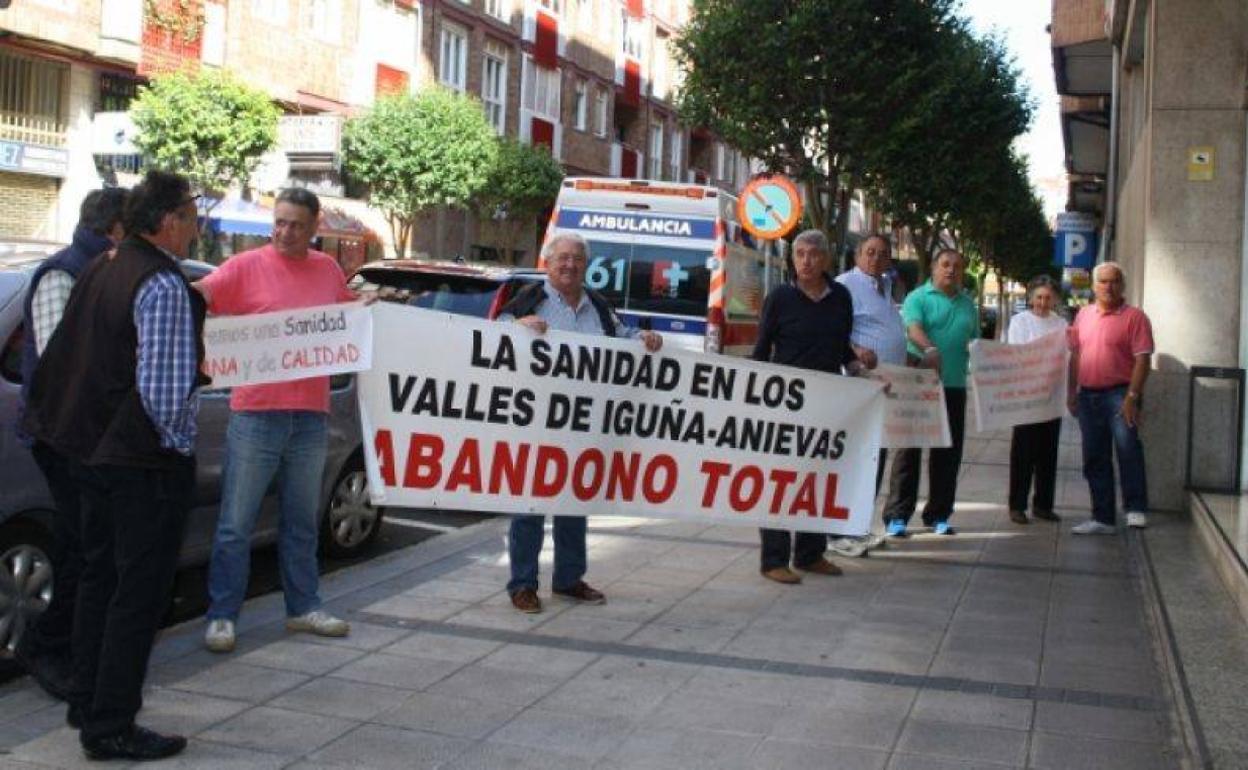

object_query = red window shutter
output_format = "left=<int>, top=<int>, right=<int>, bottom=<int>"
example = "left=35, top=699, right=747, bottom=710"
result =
left=375, top=64, right=409, bottom=97
left=621, top=148, right=638, bottom=178
left=621, top=60, right=641, bottom=107
left=626, top=0, right=644, bottom=18
left=531, top=117, right=555, bottom=150
left=535, top=10, right=558, bottom=67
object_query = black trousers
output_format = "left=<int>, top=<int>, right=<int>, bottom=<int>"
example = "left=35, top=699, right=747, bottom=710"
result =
left=1008, top=418, right=1062, bottom=513
left=884, top=387, right=967, bottom=525
left=760, top=529, right=826, bottom=571
left=69, top=460, right=192, bottom=741
left=24, top=441, right=85, bottom=661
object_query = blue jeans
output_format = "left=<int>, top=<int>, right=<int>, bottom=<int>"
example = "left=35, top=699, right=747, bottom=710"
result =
left=507, top=515, right=586, bottom=594
left=207, top=410, right=328, bottom=620
left=1077, top=387, right=1148, bottom=525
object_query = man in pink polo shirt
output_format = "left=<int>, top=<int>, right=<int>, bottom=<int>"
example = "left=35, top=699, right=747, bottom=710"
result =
left=195, top=188, right=358, bottom=652
left=1067, top=261, right=1154, bottom=534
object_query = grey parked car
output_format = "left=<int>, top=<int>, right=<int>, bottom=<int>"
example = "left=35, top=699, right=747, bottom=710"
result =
left=0, top=252, right=382, bottom=659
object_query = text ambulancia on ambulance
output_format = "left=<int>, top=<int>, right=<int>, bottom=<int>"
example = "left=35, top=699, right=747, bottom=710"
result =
left=542, top=178, right=788, bottom=355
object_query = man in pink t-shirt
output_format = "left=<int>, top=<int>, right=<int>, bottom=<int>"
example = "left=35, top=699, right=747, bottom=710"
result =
left=195, top=189, right=358, bottom=653
left=1066, top=261, right=1154, bottom=534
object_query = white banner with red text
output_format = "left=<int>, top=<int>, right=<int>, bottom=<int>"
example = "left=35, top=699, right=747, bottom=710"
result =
left=865, top=364, right=952, bottom=449
left=969, top=331, right=1070, bottom=432
left=201, top=302, right=372, bottom=388
left=356, top=302, right=886, bottom=535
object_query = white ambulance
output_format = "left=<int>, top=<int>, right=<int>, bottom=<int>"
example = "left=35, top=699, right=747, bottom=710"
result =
left=541, top=178, right=788, bottom=355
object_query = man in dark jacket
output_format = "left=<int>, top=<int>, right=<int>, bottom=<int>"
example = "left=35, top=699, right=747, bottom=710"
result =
left=15, top=187, right=128, bottom=699
left=25, top=170, right=205, bottom=762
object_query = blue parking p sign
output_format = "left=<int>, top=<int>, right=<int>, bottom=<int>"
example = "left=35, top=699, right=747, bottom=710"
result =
left=1053, top=212, right=1098, bottom=270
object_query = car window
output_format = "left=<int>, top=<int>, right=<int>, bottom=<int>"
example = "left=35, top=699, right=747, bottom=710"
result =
left=583, top=240, right=710, bottom=318
left=356, top=270, right=501, bottom=318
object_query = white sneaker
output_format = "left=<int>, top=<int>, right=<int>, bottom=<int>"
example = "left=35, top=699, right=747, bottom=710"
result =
left=1072, top=520, right=1116, bottom=535
left=286, top=610, right=350, bottom=637
left=204, top=619, right=235, bottom=653
left=1126, top=511, right=1148, bottom=529
left=829, top=536, right=869, bottom=558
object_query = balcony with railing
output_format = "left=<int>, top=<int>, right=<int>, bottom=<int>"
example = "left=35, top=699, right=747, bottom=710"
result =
left=0, top=111, right=68, bottom=148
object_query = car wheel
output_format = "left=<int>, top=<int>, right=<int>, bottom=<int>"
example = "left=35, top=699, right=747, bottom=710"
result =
left=321, top=458, right=384, bottom=559
left=0, top=522, right=54, bottom=660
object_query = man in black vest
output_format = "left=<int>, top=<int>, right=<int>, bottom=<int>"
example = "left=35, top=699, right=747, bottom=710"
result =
left=496, top=232, right=661, bottom=613
left=15, top=187, right=128, bottom=700
left=25, top=170, right=206, bottom=762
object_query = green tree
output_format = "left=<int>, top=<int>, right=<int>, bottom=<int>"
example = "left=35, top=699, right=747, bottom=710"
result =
left=342, top=89, right=499, bottom=257
left=475, top=138, right=564, bottom=262
left=130, top=69, right=279, bottom=240
left=675, top=0, right=959, bottom=255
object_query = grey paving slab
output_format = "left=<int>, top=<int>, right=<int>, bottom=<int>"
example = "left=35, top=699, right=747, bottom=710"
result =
left=440, top=739, right=595, bottom=770
left=308, top=723, right=472, bottom=769
left=7, top=727, right=113, bottom=770
left=329, top=652, right=466, bottom=691
left=747, top=739, right=889, bottom=770
left=769, top=704, right=905, bottom=750
left=1029, top=731, right=1180, bottom=769
left=268, top=677, right=413, bottom=721
left=821, top=680, right=918, bottom=716
left=1032, top=700, right=1167, bottom=743
left=133, top=740, right=291, bottom=769
left=886, top=753, right=1021, bottom=770
left=639, top=691, right=786, bottom=735
left=622, top=621, right=740, bottom=654
left=488, top=708, right=635, bottom=761
left=360, top=593, right=472, bottom=622
left=135, top=687, right=252, bottom=737
left=682, top=667, right=833, bottom=708
left=895, top=719, right=1029, bottom=766
left=534, top=612, right=644, bottom=643
left=910, top=690, right=1035, bottom=731
left=372, top=691, right=524, bottom=739
left=0, top=687, right=59, bottom=726
left=197, top=706, right=356, bottom=756
left=168, top=662, right=310, bottom=703
left=597, top=725, right=762, bottom=770
left=409, top=578, right=505, bottom=603
left=476, top=642, right=600, bottom=677
left=1038, top=660, right=1159, bottom=698
left=286, top=621, right=411, bottom=652
left=537, top=655, right=699, bottom=718
left=380, top=629, right=503, bottom=663
left=927, top=650, right=1039, bottom=686
left=232, top=639, right=365, bottom=676
left=428, top=663, right=571, bottom=707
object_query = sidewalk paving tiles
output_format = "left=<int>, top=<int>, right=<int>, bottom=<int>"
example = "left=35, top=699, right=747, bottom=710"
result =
left=0, top=424, right=1189, bottom=768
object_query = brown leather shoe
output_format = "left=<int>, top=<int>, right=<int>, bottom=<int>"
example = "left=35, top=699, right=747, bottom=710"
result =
left=552, top=581, right=606, bottom=604
left=510, top=588, right=542, bottom=613
left=1008, top=509, right=1029, bottom=525
left=761, top=567, right=802, bottom=584
left=796, top=557, right=843, bottom=576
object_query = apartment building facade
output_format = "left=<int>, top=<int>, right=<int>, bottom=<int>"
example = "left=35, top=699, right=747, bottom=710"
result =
left=0, top=0, right=753, bottom=262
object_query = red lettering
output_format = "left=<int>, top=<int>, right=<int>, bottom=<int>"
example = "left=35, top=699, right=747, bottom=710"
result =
left=822, top=473, right=850, bottom=519
left=445, top=438, right=483, bottom=493
left=488, top=441, right=530, bottom=495
left=767, top=469, right=798, bottom=513
left=374, top=429, right=395, bottom=487
left=572, top=449, right=605, bottom=501
left=606, top=453, right=640, bottom=501
left=532, top=445, right=568, bottom=497
left=642, top=455, right=678, bottom=504
left=402, top=432, right=444, bottom=489
left=789, top=474, right=817, bottom=517
left=728, top=465, right=764, bottom=512
left=699, top=461, right=732, bottom=507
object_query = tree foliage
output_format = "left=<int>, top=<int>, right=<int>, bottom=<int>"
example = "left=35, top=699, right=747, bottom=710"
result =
left=474, top=138, right=565, bottom=259
left=130, top=69, right=279, bottom=237
left=342, top=88, right=499, bottom=257
left=676, top=0, right=1044, bottom=281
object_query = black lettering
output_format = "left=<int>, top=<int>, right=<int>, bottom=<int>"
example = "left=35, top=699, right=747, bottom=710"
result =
left=388, top=373, right=416, bottom=412
left=530, top=339, right=551, bottom=375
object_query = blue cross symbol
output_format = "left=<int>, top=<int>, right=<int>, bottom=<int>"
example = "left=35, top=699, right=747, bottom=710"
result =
left=662, top=262, right=689, bottom=297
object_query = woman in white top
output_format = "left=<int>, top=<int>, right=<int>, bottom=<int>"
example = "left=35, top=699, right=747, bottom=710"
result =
left=1006, top=275, right=1069, bottom=525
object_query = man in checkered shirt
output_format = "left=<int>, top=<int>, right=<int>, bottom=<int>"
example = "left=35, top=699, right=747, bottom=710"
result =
left=15, top=188, right=128, bottom=701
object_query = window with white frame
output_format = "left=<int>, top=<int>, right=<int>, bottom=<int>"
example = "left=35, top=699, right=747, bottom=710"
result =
left=668, top=128, right=682, bottom=181
left=305, top=0, right=340, bottom=43
left=482, top=42, right=507, bottom=134
left=522, top=56, right=561, bottom=121
left=439, top=22, right=468, bottom=91
left=621, top=10, right=643, bottom=58
left=573, top=79, right=588, bottom=131
left=652, top=33, right=671, bottom=101
left=537, top=0, right=562, bottom=14
left=594, top=85, right=609, bottom=137
left=598, top=0, right=612, bottom=42
left=485, top=0, right=507, bottom=21
left=649, top=124, right=664, bottom=180
left=251, top=0, right=287, bottom=23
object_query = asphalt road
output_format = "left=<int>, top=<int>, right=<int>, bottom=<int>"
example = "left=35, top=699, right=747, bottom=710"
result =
left=0, top=506, right=495, bottom=688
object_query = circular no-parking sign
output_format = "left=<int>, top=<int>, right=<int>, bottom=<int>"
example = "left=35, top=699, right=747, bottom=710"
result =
left=737, top=175, right=802, bottom=240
